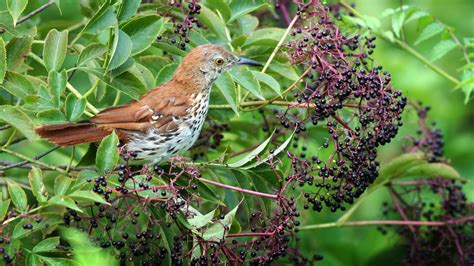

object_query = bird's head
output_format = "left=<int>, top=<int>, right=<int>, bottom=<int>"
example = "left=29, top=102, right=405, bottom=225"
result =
left=173, top=44, right=262, bottom=87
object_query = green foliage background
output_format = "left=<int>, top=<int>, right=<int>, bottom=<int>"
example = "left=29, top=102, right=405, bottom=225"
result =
left=0, top=0, right=472, bottom=265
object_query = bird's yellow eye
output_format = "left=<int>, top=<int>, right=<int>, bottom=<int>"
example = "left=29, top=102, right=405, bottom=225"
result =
left=215, top=58, right=224, bottom=65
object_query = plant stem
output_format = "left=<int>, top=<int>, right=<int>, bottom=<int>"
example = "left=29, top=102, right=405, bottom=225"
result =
left=339, top=1, right=460, bottom=86
left=0, top=147, right=68, bottom=175
left=196, top=177, right=278, bottom=199
left=299, top=215, right=474, bottom=230
left=241, top=14, right=300, bottom=102
left=226, top=232, right=275, bottom=238
left=17, top=0, right=55, bottom=25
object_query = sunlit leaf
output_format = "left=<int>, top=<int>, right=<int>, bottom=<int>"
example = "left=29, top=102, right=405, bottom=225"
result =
left=65, top=94, right=86, bottom=122
left=43, top=29, right=68, bottom=72
left=429, top=39, right=457, bottom=61
left=122, top=15, right=165, bottom=55
left=32, top=237, right=60, bottom=253
left=107, top=28, right=133, bottom=70
left=6, top=0, right=28, bottom=26
left=7, top=181, right=28, bottom=213
left=0, top=105, right=36, bottom=141
left=0, top=37, right=6, bottom=84
left=414, top=23, right=444, bottom=45
left=96, top=131, right=119, bottom=174
left=28, top=167, right=48, bottom=202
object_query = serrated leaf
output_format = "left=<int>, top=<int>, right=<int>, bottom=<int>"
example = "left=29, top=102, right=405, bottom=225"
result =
left=414, top=23, right=444, bottom=45
left=429, top=39, right=457, bottom=61
left=207, top=0, right=231, bottom=22
left=33, top=237, right=60, bottom=253
left=0, top=200, right=11, bottom=221
left=96, top=131, right=119, bottom=174
left=6, top=0, right=28, bottom=26
left=7, top=181, right=27, bottom=213
left=391, top=11, right=406, bottom=38
left=228, top=0, right=269, bottom=23
left=202, top=204, right=239, bottom=241
left=48, top=70, right=67, bottom=107
left=69, top=190, right=109, bottom=205
left=28, top=167, right=48, bottom=202
left=198, top=6, right=227, bottom=40
left=459, top=70, right=474, bottom=103
left=83, top=5, right=117, bottom=34
left=2, top=71, right=35, bottom=98
left=229, top=68, right=263, bottom=100
left=108, top=28, right=133, bottom=70
left=239, top=15, right=259, bottom=35
left=54, top=175, right=72, bottom=195
left=188, top=209, right=216, bottom=229
left=5, top=36, right=33, bottom=71
left=252, top=71, right=280, bottom=94
left=402, top=163, right=462, bottom=181
left=43, top=29, right=68, bottom=72
left=156, top=63, right=178, bottom=85
left=118, top=0, right=141, bottom=22
left=155, top=42, right=187, bottom=57
left=0, top=105, right=36, bottom=141
left=77, top=43, right=107, bottom=66
left=36, top=109, right=67, bottom=124
left=49, top=195, right=83, bottom=213
left=228, top=130, right=274, bottom=168
left=214, top=72, right=238, bottom=115
left=65, top=94, right=86, bottom=121
left=0, top=37, right=6, bottom=84
left=243, top=131, right=294, bottom=169
left=122, top=15, right=165, bottom=55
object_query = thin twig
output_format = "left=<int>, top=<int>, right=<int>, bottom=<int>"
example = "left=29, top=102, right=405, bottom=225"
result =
left=0, top=147, right=69, bottom=174
left=17, top=0, right=56, bottom=25
left=298, top=215, right=474, bottom=230
left=0, top=146, right=60, bottom=171
left=196, top=177, right=278, bottom=199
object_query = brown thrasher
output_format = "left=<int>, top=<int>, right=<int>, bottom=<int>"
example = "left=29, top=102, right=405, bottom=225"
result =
left=36, top=44, right=261, bottom=163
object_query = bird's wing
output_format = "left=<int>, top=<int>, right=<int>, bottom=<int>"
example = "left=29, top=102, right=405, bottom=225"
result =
left=90, top=94, right=190, bottom=134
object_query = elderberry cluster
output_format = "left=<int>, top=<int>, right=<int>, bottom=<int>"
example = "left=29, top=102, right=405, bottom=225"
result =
left=276, top=1, right=406, bottom=212
left=156, top=1, right=201, bottom=50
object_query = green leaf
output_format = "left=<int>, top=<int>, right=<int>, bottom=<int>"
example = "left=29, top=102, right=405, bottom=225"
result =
left=49, top=195, right=83, bottom=213
left=228, top=0, right=269, bottom=23
left=228, top=130, right=274, bottom=168
left=429, top=39, right=457, bottom=61
left=36, top=109, right=67, bottom=124
left=156, top=63, right=178, bottom=85
left=5, top=36, right=33, bottom=71
left=122, top=15, right=165, bottom=55
left=133, top=63, right=156, bottom=89
left=54, top=175, right=72, bottom=195
left=77, top=43, right=107, bottom=66
left=229, top=68, right=263, bottom=100
left=243, top=27, right=285, bottom=48
left=83, top=5, right=117, bottom=34
left=69, top=190, right=109, bottom=205
left=12, top=214, right=63, bottom=240
left=238, top=15, right=259, bottom=35
left=28, top=167, right=48, bottom=202
left=0, top=37, right=6, bottom=84
left=7, top=181, right=27, bottom=213
left=6, top=0, right=28, bottom=26
left=414, top=23, right=444, bottom=45
left=460, top=70, right=474, bottom=103
left=108, top=28, right=133, bottom=70
left=198, top=6, right=227, bottom=39
left=268, top=62, right=298, bottom=81
left=0, top=105, right=36, bottom=141
left=118, top=0, right=141, bottom=22
left=214, top=72, right=238, bottom=115
left=96, top=131, right=119, bottom=174
left=0, top=200, right=11, bottom=221
left=1, top=71, right=35, bottom=98
left=65, top=94, right=86, bottom=122
left=112, top=70, right=148, bottom=99
left=362, top=15, right=381, bottom=30
left=202, top=204, right=239, bottom=241
left=243, top=131, right=294, bottom=169
left=187, top=209, right=216, bottom=229
left=207, top=0, right=231, bottom=22
left=252, top=71, right=280, bottom=94
left=48, top=70, right=67, bottom=107
left=154, top=42, right=187, bottom=57
left=401, top=163, right=462, bottom=181
left=32, top=237, right=60, bottom=253
left=391, top=10, right=406, bottom=38
left=43, top=29, right=69, bottom=72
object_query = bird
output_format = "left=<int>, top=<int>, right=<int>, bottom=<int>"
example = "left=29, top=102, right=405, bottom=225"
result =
left=35, top=44, right=262, bottom=163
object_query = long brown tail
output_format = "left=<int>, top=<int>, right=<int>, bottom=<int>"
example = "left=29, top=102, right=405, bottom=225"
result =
left=35, top=123, right=111, bottom=146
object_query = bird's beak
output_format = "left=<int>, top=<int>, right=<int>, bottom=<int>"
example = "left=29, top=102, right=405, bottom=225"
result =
left=237, top=57, right=263, bottom=67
